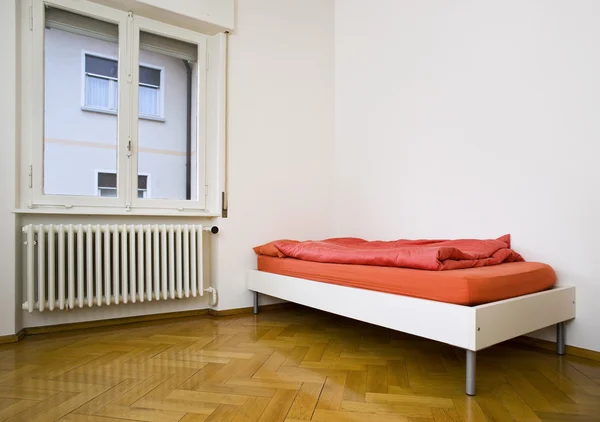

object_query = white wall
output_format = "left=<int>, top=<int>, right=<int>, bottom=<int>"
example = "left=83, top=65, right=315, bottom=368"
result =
left=138, top=0, right=234, bottom=29
left=212, top=0, right=335, bottom=310
left=334, top=0, right=600, bottom=351
left=0, top=0, right=19, bottom=337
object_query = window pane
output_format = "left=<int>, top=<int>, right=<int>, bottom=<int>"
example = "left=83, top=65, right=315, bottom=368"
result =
left=85, top=55, right=118, bottom=78
left=111, top=80, right=118, bottom=109
left=140, top=66, right=161, bottom=87
left=99, top=188, right=117, bottom=198
left=139, top=85, right=159, bottom=116
left=44, top=7, right=119, bottom=197
left=138, top=31, right=199, bottom=201
left=97, top=172, right=117, bottom=188
left=85, top=76, right=112, bottom=109
left=138, top=175, right=148, bottom=190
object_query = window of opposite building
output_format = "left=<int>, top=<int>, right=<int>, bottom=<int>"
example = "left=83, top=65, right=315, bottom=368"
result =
left=84, top=53, right=164, bottom=120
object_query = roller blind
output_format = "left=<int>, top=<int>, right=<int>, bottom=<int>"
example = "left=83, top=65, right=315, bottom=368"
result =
left=45, top=6, right=198, bottom=62
left=97, top=172, right=117, bottom=188
left=45, top=6, right=118, bottom=43
left=139, top=66, right=161, bottom=87
left=85, top=55, right=118, bottom=78
left=140, top=31, right=197, bottom=62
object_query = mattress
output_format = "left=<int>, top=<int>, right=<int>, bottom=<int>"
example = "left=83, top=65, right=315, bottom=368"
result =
left=257, top=256, right=556, bottom=306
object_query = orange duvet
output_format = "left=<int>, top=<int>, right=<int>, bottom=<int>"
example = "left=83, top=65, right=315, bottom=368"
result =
left=257, top=256, right=556, bottom=305
left=255, top=235, right=523, bottom=271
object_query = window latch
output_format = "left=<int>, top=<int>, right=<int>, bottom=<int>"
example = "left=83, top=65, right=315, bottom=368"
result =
left=127, top=138, right=132, bottom=156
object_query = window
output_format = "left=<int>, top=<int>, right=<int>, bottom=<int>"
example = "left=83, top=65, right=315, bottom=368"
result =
left=84, top=55, right=118, bottom=112
left=21, top=0, right=226, bottom=215
left=84, top=54, right=163, bottom=119
left=138, top=65, right=161, bottom=118
left=97, top=172, right=147, bottom=198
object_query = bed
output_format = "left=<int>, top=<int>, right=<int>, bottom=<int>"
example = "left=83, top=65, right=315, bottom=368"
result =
left=247, top=249, right=576, bottom=396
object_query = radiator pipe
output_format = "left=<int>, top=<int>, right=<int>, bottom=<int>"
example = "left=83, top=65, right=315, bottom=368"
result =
left=183, top=60, right=193, bottom=200
left=204, top=287, right=218, bottom=307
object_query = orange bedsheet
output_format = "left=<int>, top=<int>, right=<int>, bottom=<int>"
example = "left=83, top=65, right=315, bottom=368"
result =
left=255, top=235, right=523, bottom=271
left=257, top=256, right=556, bottom=305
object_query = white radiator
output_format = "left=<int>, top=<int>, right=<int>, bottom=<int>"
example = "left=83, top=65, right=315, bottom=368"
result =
left=22, top=224, right=218, bottom=312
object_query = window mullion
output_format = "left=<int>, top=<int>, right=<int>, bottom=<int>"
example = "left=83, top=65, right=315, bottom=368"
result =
left=124, top=11, right=137, bottom=210
left=117, top=11, right=134, bottom=210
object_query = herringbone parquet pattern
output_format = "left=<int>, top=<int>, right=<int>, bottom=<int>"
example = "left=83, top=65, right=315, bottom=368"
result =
left=0, top=307, right=598, bottom=421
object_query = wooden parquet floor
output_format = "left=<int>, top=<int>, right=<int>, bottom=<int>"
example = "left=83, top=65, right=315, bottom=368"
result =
left=0, top=307, right=599, bottom=422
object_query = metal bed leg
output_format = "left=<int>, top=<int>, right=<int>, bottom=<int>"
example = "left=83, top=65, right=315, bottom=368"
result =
left=466, top=350, right=476, bottom=396
left=557, top=321, right=566, bottom=355
left=253, top=291, right=259, bottom=315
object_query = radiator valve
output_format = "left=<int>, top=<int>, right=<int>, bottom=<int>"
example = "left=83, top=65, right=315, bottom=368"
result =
left=204, top=287, right=218, bottom=307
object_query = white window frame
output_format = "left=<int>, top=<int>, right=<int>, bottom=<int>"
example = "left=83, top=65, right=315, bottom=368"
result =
left=26, top=0, right=128, bottom=210
left=19, top=0, right=227, bottom=216
left=130, top=15, right=207, bottom=212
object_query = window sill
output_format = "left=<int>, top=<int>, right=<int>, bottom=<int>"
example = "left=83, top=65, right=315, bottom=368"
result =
left=14, top=207, right=220, bottom=218
left=81, top=106, right=166, bottom=122
left=139, top=113, right=166, bottom=123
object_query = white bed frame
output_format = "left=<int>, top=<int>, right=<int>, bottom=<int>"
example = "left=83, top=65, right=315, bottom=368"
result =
left=247, top=270, right=576, bottom=395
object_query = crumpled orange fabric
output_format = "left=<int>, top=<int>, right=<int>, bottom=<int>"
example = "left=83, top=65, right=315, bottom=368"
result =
left=254, top=234, right=524, bottom=271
